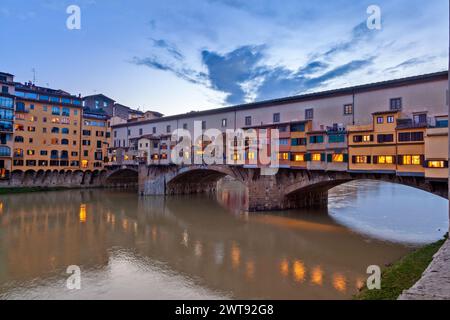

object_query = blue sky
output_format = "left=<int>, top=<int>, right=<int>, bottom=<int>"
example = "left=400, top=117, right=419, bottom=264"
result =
left=0, top=0, right=448, bottom=115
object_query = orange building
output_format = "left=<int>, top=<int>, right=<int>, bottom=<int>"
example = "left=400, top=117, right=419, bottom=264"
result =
left=13, top=82, right=83, bottom=170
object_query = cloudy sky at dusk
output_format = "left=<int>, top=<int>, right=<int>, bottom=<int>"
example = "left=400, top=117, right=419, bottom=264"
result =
left=0, top=0, right=448, bottom=115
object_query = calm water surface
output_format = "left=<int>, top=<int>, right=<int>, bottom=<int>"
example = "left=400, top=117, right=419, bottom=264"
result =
left=0, top=180, right=447, bottom=300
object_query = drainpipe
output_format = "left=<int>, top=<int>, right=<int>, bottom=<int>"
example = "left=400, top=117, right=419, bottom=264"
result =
left=352, top=90, right=356, bottom=125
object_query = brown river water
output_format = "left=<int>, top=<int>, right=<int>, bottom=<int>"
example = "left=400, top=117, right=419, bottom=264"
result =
left=0, top=180, right=448, bottom=300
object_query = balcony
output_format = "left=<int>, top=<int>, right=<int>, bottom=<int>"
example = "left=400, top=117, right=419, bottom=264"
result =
left=396, top=118, right=431, bottom=129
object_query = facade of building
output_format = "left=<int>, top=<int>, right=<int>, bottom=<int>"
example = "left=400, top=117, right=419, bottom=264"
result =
left=81, top=108, right=111, bottom=170
left=0, top=72, right=15, bottom=179
left=13, top=82, right=83, bottom=170
left=111, top=71, right=449, bottom=182
left=0, top=75, right=116, bottom=173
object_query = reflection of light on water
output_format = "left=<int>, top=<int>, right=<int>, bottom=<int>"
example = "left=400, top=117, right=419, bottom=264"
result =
left=280, top=259, right=289, bottom=278
left=122, top=219, right=128, bottom=230
left=251, top=215, right=344, bottom=233
left=151, top=227, right=157, bottom=242
left=181, top=230, right=189, bottom=247
left=194, top=241, right=202, bottom=257
left=311, top=266, right=323, bottom=286
left=293, top=260, right=306, bottom=283
left=214, top=243, right=224, bottom=265
left=231, top=242, right=241, bottom=269
left=79, top=204, right=87, bottom=223
left=333, top=274, right=347, bottom=293
left=246, top=260, right=255, bottom=280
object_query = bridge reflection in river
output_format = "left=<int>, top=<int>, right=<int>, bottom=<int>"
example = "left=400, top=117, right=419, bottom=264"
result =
left=0, top=180, right=447, bottom=300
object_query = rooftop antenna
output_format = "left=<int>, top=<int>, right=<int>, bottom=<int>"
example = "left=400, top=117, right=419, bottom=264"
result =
left=31, top=68, right=36, bottom=85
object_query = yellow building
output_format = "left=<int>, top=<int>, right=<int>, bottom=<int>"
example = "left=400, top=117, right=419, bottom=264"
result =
left=13, top=83, right=83, bottom=170
left=80, top=108, right=111, bottom=170
left=424, top=116, right=449, bottom=180
left=290, top=121, right=311, bottom=169
left=348, top=111, right=400, bottom=173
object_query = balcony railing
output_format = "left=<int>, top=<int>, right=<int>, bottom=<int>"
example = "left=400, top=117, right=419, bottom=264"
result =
left=396, top=118, right=431, bottom=129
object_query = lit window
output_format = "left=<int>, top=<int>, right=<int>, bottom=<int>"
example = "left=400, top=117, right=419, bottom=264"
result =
left=233, top=153, right=240, bottom=161
left=81, top=160, right=88, bottom=168
left=402, top=155, right=422, bottom=165
left=362, top=135, right=372, bottom=142
left=428, top=161, right=445, bottom=168
left=278, top=153, right=289, bottom=160
left=332, top=154, right=344, bottom=163
left=378, top=156, right=394, bottom=164
left=355, top=156, right=368, bottom=164
left=27, top=150, right=35, bottom=156
left=247, top=152, right=256, bottom=160
left=294, top=154, right=304, bottom=162
left=312, top=153, right=322, bottom=162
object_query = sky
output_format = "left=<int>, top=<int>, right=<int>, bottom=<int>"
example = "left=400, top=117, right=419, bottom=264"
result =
left=0, top=0, right=448, bottom=115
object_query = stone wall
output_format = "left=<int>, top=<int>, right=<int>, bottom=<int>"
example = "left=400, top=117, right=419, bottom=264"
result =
left=0, top=169, right=129, bottom=189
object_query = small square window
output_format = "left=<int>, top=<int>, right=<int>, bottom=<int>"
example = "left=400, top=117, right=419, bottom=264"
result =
left=305, top=108, right=314, bottom=120
left=390, top=98, right=402, bottom=111
left=273, top=113, right=280, bottom=123
left=344, top=104, right=353, bottom=115
left=221, top=119, right=227, bottom=127
left=387, top=116, right=394, bottom=123
left=183, top=123, right=188, bottom=130
left=245, top=116, right=252, bottom=126
left=377, top=117, right=384, bottom=124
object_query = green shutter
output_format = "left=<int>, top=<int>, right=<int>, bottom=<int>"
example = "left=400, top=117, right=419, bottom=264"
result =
left=305, top=153, right=311, bottom=162
left=343, top=154, right=349, bottom=163
left=327, top=154, right=332, bottom=163
left=321, top=153, right=326, bottom=162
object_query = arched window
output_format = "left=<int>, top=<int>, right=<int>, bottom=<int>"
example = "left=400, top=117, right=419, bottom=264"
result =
left=61, top=139, right=69, bottom=145
left=62, top=128, right=69, bottom=134
left=14, top=136, right=24, bottom=143
left=51, top=127, right=59, bottom=134
left=50, top=150, right=59, bottom=159
left=61, top=151, right=69, bottom=159
left=0, top=146, right=11, bottom=157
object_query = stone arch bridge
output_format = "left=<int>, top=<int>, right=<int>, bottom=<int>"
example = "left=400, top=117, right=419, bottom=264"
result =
left=2, top=165, right=446, bottom=212
left=137, top=164, right=448, bottom=212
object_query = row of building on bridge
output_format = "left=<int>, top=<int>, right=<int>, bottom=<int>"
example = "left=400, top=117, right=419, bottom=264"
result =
left=0, top=71, right=162, bottom=179
left=130, top=110, right=448, bottom=181
left=109, top=71, right=449, bottom=182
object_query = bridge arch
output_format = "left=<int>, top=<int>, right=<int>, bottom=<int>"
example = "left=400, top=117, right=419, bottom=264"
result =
left=104, top=167, right=139, bottom=187
left=166, top=165, right=247, bottom=195
left=283, top=172, right=448, bottom=207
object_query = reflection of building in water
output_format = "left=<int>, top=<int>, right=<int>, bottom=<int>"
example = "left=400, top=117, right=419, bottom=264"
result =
left=0, top=189, right=408, bottom=299
left=217, top=179, right=248, bottom=214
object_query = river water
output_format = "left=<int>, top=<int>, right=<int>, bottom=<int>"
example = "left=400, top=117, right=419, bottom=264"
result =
left=0, top=180, right=448, bottom=300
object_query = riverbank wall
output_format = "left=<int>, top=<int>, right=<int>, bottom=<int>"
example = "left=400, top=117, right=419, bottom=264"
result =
left=0, top=170, right=107, bottom=189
